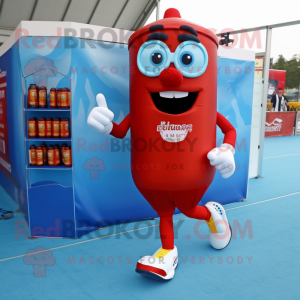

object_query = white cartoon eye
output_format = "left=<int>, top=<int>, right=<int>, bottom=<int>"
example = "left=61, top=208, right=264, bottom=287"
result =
left=175, top=41, right=208, bottom=77
left=137, top=40, right=170, bottom=77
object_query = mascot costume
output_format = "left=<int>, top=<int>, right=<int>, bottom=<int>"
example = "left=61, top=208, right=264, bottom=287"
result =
left=88, top=8, right=236, bottom=281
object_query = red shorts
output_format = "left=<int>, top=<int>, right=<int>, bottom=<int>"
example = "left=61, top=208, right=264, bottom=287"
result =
left=138, top=185, right=210, bottom=217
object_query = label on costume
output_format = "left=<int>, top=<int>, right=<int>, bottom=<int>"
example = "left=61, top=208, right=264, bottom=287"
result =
left=157, top=121, right=193, bottom=143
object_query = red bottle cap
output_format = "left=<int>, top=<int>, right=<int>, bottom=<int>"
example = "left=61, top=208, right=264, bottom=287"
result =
left=163, top=8, right=181, bottom=18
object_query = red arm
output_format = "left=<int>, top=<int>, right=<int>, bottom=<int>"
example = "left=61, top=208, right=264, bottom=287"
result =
left=217, top=112, right=236, bottom=147
left=110, top=114, right=130, bottom=139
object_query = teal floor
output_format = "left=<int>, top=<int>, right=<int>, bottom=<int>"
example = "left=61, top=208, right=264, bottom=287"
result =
left=0, top=136, right=300, bottom=299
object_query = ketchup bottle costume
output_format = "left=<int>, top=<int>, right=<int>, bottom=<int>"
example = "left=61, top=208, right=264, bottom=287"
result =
left=88, top=8, right=236, bottom=281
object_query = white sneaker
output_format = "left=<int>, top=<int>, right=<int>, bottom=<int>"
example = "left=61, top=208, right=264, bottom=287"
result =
left=205, top=202, right=232, bottom=250
left=136, top=246, right=178, bottom=281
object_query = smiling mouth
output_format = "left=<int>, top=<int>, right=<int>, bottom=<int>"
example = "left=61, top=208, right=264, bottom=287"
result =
left=150, top=91, right=199, bottom=115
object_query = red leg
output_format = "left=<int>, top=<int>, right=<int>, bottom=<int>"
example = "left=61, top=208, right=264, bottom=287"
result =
left=159, top=214, right=174, bottom=250
left=181, top=205, right=211, bottom=221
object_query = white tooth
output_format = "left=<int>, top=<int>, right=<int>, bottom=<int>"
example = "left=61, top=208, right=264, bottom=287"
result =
left=174, top=91, right=189, bottom=98
left=159, top=91, right=174, bottom=98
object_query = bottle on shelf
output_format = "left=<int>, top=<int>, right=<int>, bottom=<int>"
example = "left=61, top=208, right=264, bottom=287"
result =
left=54, top=144, right=61, bottom=165
left=63, top=146, right=72, bottom=166
left=29, top=145, right=36, bottom=165
left=67, top=88, right=71, bottom=108
left=60, top=118, right=69, bottom=138
left=48, top=145, right=55, bottom=166
left=61, top=143, right=67, bottom=164
left=46, top=118, right=52, bottom=137
left=28, top=117, right=37, bottom=138
left=36, top=146, right=44, bottom=166
left=52, top=117, right=60, bottom=138
left=28, top=84, right=38, bottom=108
left=38, top=118, right=46, bottom=138
left=41, top=142, right=48, bottom=165
left=36, top=86, right=40, bottom=104
left=57, top=88, right=62, bottom=108
left=38, top=86, right=47, bottom=108
left=50, top=88, right=57, bottom=108
left=61, top=88, right=68, bottom=108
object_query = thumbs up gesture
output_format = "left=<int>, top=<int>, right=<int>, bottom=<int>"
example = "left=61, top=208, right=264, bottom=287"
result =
left=87, top=94, right=114, bottom=134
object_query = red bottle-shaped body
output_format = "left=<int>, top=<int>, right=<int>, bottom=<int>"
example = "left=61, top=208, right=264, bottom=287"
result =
left=128, top=16, right=218, bottom=193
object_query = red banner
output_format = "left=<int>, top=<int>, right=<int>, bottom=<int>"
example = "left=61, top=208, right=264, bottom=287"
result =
left=265, top=112, right=296, bottom=137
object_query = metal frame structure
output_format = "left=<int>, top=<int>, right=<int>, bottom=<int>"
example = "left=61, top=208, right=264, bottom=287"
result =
left=156, top=0, right=160, bottom=21
left=216, top=20, right=300, bottom=178
left=295, top=111, right=300, bottom=136
left=131, top=0, right=157, bottom=31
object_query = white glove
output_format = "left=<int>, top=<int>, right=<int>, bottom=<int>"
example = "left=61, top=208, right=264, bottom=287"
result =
left=87, top=94, right=114, bottom=134
left=207, top=143, right=236, bottom=179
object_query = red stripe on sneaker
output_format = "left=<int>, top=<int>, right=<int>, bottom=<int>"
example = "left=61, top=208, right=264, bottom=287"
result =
left=136, top=263, right=167, bottom=277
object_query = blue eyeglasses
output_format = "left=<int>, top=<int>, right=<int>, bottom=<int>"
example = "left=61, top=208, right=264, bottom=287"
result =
left=137, top=40, right=208, bottom=78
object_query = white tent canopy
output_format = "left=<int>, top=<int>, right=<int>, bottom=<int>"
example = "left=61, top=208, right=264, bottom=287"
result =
left=0, top=0, right=157, bottom=44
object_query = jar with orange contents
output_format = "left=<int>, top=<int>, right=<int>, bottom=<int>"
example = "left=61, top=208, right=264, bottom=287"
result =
left=61, top=88, right=68, bottom=108
left=54, top=145, right=60, bottom=165
left=29, top=145, right=36, bottom=165
left=28, top=117, right=37, bottom=138
left=41, top=142, right=48, bottom=165
left=38, top=86, right=47, bottom=108
left=67, top=88, right=71, bottom=108
left=56, top=88, right=62, bottom=107
left=63, top=146, right=72, bottom=166
left=47, top=145, right=55, bottom=166
left=38, top=118, right=46, bottom=138
left=61, top=143, right=67, bottom=164
left=36, top=146, right=44, bottom=166
left=60, top=118, right=69, bottom=138
left=46, top=118, right=52, bottom=137
left=28, top=84, right=38, bottom=108
left=50, top=88, right=56, bottom=108
left=52, top=118, right=60, bottom=138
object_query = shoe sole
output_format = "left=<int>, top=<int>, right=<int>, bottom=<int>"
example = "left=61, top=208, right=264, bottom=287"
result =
left=135, top=262, right=178, bottom=281
left=214, top=223, right=232, bottom=250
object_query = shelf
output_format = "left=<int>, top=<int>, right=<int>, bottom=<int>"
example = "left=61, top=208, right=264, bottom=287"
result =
left=27, top=165, right=73, bottom=170
left=26, top=138, right=71, bottom=141
left=25, top=108, right=70, bottom=111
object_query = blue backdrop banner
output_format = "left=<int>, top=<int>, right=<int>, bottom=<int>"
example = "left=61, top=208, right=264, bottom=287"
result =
left=0, top=37, right=254, bottom=237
